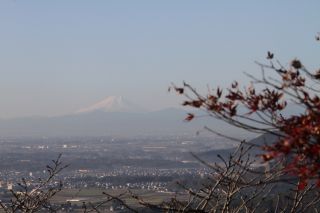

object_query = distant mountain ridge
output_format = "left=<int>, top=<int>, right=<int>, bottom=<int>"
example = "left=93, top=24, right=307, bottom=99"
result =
left=0, top=96, right=245, bottom=137
left=194, top=132, right=282, bottom=162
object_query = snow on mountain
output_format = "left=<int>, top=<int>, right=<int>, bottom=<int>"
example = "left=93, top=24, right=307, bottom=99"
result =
left=75, top=96, right=146, bottom=114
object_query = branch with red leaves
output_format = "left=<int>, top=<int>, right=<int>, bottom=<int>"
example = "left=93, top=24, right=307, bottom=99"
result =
left=171, top=45, right=320, bottom=189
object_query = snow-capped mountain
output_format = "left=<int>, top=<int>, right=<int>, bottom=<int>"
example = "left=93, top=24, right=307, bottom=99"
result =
left=75, top=96, right=146, bottom=114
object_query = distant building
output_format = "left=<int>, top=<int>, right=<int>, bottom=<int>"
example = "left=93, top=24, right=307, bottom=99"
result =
left=7, top=183, right=13, bottom=190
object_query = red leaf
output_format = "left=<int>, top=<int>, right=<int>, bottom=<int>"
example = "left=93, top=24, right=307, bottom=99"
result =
left=217, top=87, right=222, bottom=98
left=175, top=87, right=184, bottom=94
left=185, top=113, right=194, bottom=122
left=192, top=100, right=203, bottom=108
left=231, top=81, right=238, bottom=89
left=298, top=180, right=307, bottom=190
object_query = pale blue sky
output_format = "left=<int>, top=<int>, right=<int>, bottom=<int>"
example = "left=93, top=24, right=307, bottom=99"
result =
left=0, top=1, right=319, bottom=118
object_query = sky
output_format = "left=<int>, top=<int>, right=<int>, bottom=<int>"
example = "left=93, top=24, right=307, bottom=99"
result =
left=0, top=1, right=319, bottom=118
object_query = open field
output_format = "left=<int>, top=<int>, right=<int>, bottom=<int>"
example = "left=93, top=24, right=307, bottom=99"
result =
left=50, top=188, right=187, bottom=212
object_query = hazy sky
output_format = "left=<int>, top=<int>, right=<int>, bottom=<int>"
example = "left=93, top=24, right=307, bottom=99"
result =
left=0, top=1, right=319, bottom=118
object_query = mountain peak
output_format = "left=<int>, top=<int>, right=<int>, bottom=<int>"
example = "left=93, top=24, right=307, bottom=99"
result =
left=75, top=96, right=145, bottom=114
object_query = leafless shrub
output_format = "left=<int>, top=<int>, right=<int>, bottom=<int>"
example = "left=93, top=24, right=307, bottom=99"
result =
left=0, top=154, right=67, bottom=213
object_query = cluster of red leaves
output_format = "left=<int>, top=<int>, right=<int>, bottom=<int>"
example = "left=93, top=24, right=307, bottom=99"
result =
left=177, top=79, right=286, bottom=122
left=172, top=52, right=320, bottom=189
